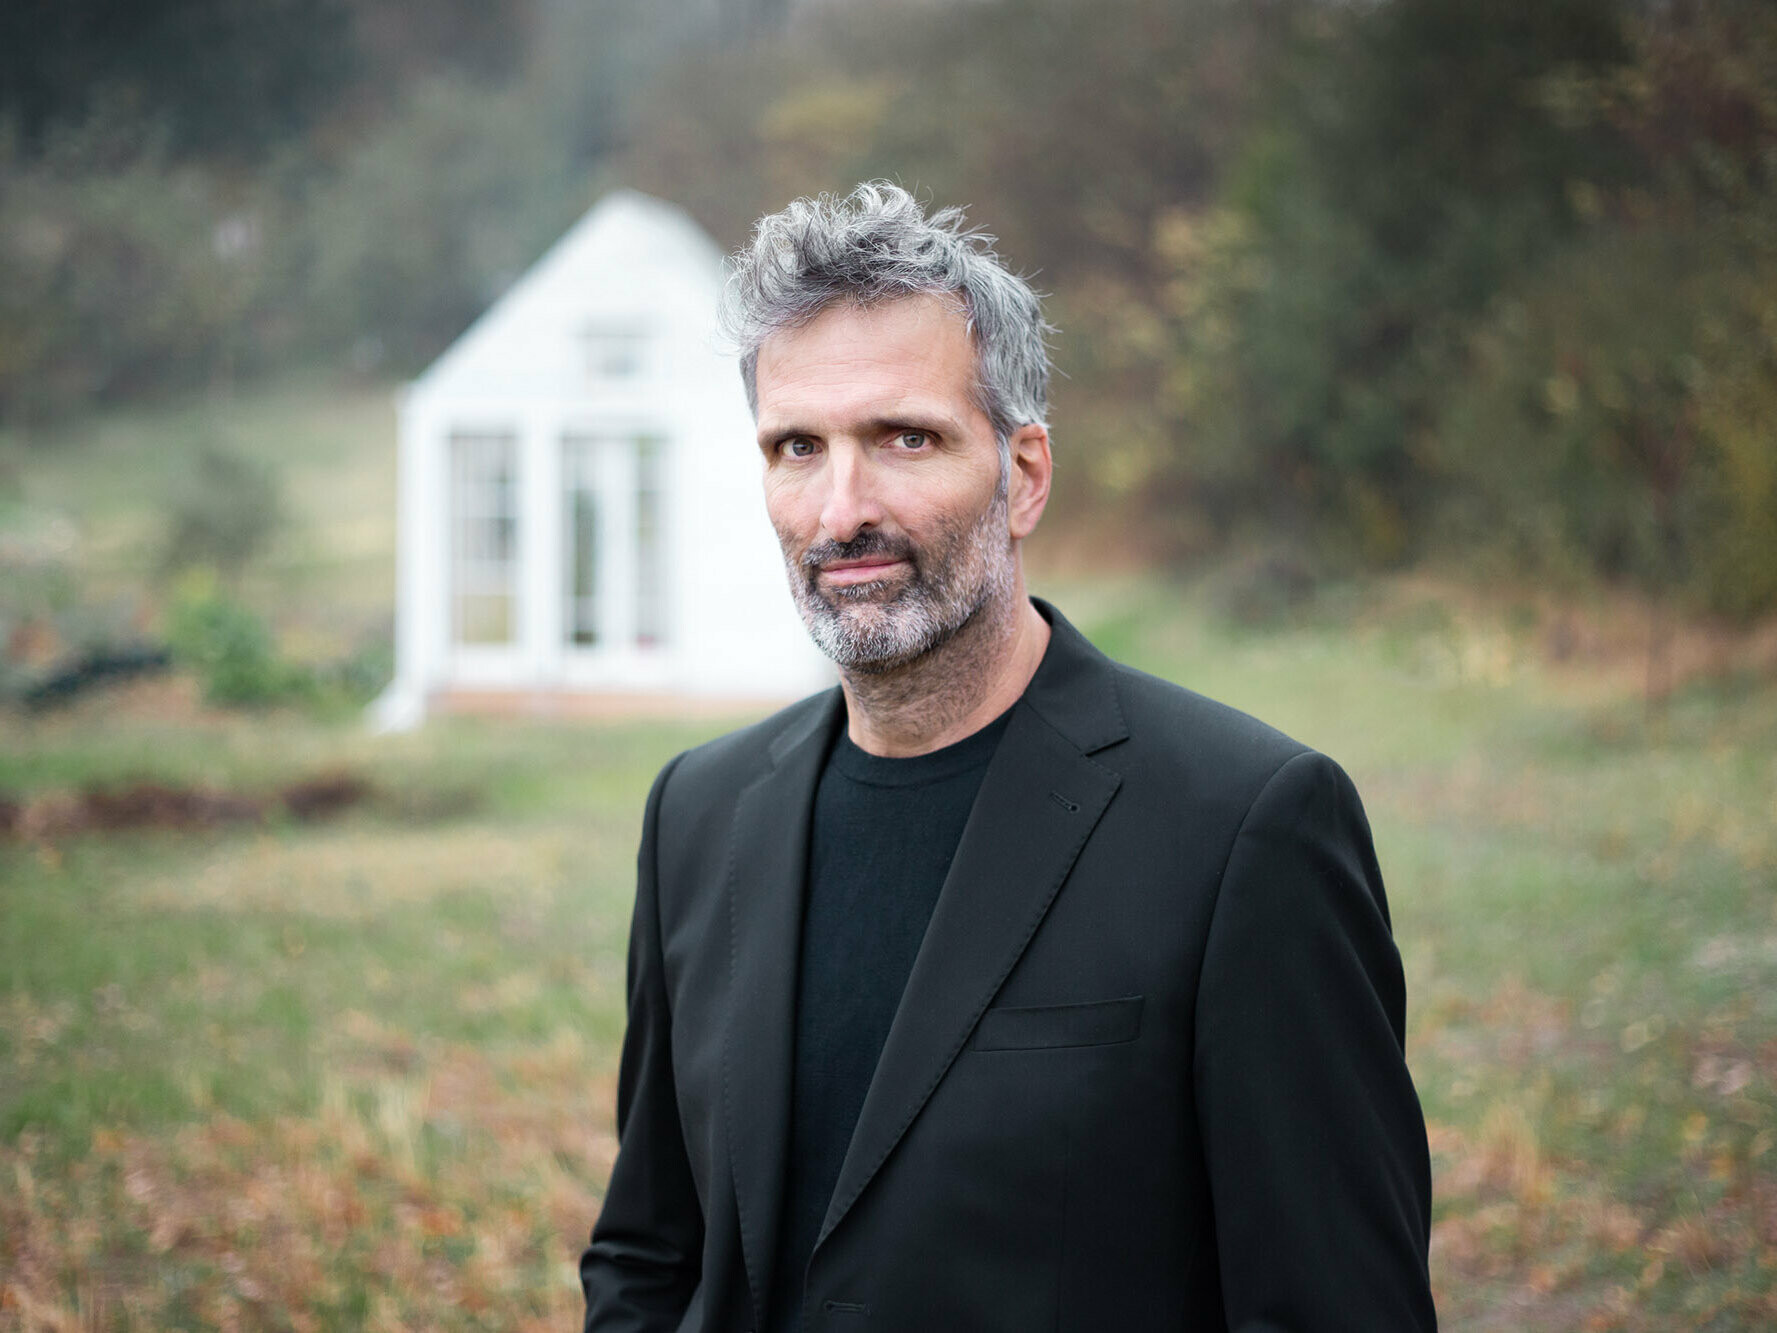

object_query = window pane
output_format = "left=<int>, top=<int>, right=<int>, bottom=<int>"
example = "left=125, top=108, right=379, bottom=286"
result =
left=581, top=329, right=645, bottom=380
left=450, top=431, right=518, bottom=646
left=564, top=436, right=600, bottom=646
left=635, top=436, right=666, bottom=648
left=457, top=593, right=512, bottom=645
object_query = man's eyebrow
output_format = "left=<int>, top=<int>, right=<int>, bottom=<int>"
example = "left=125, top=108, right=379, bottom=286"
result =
left=757, top=411, right=962, bottom=449
left=839, top=411, right=968, bottom=439
left=860, top=412, right=959, bottom=436
left=757, top=423, right=815, bottom=450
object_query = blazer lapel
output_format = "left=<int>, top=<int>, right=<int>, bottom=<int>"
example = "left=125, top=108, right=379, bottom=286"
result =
left=721, top=688, right=844, bottom=1326
left=817, top=610, right=1127, bottom=1246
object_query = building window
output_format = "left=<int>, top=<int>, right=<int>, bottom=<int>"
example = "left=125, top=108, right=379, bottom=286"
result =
left=563, top=438, right=601, bottom=647
left=581, top=327, right=646, bottom=381
left=635, top=436, right=666, bottom=648
left=560, top=433, right=669, bottom=651
left=450, top=431, right=518, bottom=645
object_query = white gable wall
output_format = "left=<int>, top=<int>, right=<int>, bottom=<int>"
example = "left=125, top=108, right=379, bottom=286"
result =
left=375, top=192, right=831, bottom=729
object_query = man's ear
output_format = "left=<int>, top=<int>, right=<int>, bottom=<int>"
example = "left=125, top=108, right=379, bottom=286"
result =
left=1007, top=423, right=1052, bottom=541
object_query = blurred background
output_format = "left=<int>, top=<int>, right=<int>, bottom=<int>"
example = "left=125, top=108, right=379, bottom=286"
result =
left=2, top=0, right=1774, bottom=1328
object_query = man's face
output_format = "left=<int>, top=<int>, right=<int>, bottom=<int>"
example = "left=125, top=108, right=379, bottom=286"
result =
left=753, top=295, right=1017, bottom=674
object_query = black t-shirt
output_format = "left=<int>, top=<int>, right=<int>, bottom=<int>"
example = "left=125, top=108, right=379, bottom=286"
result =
left=765, top=707, right=1014, bottom=1332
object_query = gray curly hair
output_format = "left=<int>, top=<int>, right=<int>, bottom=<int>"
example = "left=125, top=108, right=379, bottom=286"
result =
left=721, top=181, right=1053, bottom=447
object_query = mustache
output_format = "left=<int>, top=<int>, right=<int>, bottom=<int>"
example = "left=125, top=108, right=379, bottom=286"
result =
left=799, top=530, right=917, bottom=571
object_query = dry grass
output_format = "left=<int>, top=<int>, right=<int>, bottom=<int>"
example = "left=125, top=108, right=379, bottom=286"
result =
left=130, top=826, right=576, bottom=920
left=4, top=578, right=1776, bottom=1330
left=1, top=1025, right=616, bottom=1331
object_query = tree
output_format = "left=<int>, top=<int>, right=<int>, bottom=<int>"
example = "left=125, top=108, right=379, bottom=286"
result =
left=0, top=0, right=356, bottom=163
left=159, top=438, right=284, bottom=584
left=1163, top=0, right=1634, bottom=562
left=1430, top=0, right=1777, bottom=678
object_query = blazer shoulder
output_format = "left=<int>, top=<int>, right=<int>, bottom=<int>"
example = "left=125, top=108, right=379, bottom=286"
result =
left=655, top=686, right=839, bottom=808
left=1102, top=658, right=1317, bottom=794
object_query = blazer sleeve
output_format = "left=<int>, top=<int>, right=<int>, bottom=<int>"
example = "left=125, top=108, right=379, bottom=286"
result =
left=1193, top=750, right=1436, bottom=1332
left=582, top=754, right=705, bottom=1332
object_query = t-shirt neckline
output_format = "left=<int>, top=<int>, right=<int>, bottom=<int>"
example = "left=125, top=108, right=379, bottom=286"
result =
left=829, top=705, right=1016, bottom=788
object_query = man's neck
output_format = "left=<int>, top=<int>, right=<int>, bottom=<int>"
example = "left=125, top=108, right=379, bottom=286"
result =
left=839, top=587, right=1050, bottom=758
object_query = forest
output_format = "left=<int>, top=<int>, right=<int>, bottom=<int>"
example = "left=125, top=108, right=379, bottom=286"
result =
left=4, top=0, right=1773, bottom=623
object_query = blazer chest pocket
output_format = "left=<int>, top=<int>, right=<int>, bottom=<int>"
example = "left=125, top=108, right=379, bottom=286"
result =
left=971, top=995, right=1144, bottom=1051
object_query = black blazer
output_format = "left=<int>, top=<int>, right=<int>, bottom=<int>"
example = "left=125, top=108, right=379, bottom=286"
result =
left=582, top=602, right=1435, bottom=1332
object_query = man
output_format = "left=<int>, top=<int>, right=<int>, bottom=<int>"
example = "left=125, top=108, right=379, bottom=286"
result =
left=582, top=182, right=1436, bottom=1332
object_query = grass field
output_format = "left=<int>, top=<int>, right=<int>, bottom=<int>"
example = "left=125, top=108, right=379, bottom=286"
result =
left=3, top=373, right=400, bottom=664
left=3, top=384, right=1776, bottom=1329
left=4, top=587, right=1773, bottom=1330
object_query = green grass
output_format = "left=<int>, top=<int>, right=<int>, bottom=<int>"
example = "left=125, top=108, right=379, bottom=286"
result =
left=2, top=371, right=399, bottom=650
left=0, top=711, right=725, bottom=1142
left=1033, top=575, right=1777, bottom=1329
left=3, top=592, right=1772, bottom=1329
left=2, top=380, right=1774, bottom=1328
left=2, top=703, right=736, bottom=1331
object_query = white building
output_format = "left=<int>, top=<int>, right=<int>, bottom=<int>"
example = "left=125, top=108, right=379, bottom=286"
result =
left=373, top=191, right=831, bottom=730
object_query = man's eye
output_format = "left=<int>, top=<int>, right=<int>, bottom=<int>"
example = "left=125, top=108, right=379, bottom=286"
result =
left=782, top=437, right=817, bottom=458
left=895, top=431, right=930, bottom=450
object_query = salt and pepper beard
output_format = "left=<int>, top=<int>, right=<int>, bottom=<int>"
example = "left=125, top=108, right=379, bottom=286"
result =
left=778, top=471, right=1017, bottom=676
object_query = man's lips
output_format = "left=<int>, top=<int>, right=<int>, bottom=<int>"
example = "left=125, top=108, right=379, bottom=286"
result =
left=819, top=558, right=908, bottom=586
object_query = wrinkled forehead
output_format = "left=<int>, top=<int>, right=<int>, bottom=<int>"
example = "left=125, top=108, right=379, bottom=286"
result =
left=758, top=291, right=972, bottom=368
left=753, top=295, right=990, bottom=432
left=770, top=287, right=972, bottom=345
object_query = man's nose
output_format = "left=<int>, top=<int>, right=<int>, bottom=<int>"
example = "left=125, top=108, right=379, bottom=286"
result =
left=819, top=445, right=886, bottom=544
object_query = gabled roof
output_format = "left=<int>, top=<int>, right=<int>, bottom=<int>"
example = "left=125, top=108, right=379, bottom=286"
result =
left=410, top=190, right=729, bottom=401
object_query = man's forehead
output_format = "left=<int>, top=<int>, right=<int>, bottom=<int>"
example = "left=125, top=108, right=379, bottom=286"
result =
left=756, top=351, right=983, bottom=449
left=790, top=290, right=971, bottom=335
left=757, top=294, right=974, bottom=389
left=761, top=292, right=970, bottom=355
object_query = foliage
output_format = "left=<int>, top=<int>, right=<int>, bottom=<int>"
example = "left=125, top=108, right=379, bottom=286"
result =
left=0, top=0, right=707, bottom=417
left=0, top=0, right=357, bottom=163
left=296, top=0, right=731, bottom=371
left=0, top=0, right=548, bottom=166
left=5, top=0, right=1777, bottom=619
left=1435, top=216, right=1777, bottom=620
left=1420, top=0, right=1777, bottom=622
left=616, top=0, right=1777, bottom=619
left=0, top=500, right=79, bottom=625
left=620, top=0, right=1287, bottom=531
left=0, top=122, right=275, bottom=420
left=159, top=570, right=389, bottom=715
left=1140, top=0, right=1777, bottom=618
left=158, top=438, right=283, bottom=583
left=7, top=375, right=400, bottom=728
left=302, top=77, right=592, bottom=371
left=323, top=626, right=397, bottom=711
left=163, top=572, right=311, bottom=708
left=1163, top=0, right=1634, bottom=562
left=0, top=492, right=161, bottom=709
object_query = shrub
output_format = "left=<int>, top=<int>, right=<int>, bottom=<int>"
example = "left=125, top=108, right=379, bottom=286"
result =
left=163, top=573, right=310, bottom=707
left=159, top=438, right=282, bottom=583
